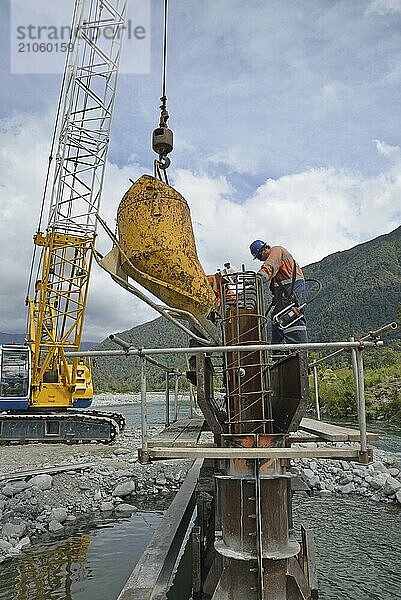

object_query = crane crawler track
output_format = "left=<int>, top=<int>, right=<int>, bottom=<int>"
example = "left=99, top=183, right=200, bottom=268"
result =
left=75, top=409, right=126, bottom=433
left=0, top=410, right=125, bottom=444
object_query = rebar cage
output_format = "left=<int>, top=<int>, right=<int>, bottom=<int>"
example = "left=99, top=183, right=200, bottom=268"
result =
left=219, top=271, right=273, bottom=435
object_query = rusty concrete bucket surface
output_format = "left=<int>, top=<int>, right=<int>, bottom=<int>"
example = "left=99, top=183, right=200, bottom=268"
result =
left=116, top=174, right=216, bottom=320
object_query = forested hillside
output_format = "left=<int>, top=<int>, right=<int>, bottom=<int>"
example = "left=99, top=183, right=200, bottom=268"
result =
left=303, top=225, right=401, bottom=342
left=92, top=317, right=188, bottom=392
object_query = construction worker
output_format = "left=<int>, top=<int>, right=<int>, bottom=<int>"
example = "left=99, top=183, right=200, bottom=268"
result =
left=249, top=240, right=308, bottom=344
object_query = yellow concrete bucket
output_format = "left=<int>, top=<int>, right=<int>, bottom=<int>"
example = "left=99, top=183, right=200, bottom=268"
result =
left=117, top=174, right=216, bottom=320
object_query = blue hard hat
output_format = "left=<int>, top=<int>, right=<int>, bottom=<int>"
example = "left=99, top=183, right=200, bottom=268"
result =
left=250, top=240, right=266, bottom=259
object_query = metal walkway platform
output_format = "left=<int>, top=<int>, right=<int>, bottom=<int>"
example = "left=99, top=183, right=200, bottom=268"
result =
left=148, top=417, right=205, bottom=448
left=145, top=416, right=378, bottom=461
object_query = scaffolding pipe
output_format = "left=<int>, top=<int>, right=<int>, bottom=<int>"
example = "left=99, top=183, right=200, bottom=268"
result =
left=355, top=349, right=368, bottom=456
left=312, top=365, right=321, bottom=421
left=66, top=340, right=383, bottom=358
left=350, top=337, right=360, bottom=420
left=189, top=382, right=194, bottom=419
left=144, top=355, right=172, bottom=371
left=308, top=346, right=345, bottom=368
left=174, top=374, right=179, bottom=421
left=308, top=321, right=397, bottom=368
left=109, top=334, right=131, bottom=351
left=165, top=372, right=170, bottom=428
left=185, top=354, right=195, bottom=419
left=109, top=334, right=172, bottom=372
left=140, top=357, right=148, bottom=458
left=366, top=322, right=398, bottom=338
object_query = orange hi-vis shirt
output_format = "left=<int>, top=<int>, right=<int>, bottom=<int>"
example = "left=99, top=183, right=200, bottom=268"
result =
left=207, top=273, right=222, bottom=307
left=207, top=272, right=236, bottom=308
left=258, top=246, right=304, bottom=285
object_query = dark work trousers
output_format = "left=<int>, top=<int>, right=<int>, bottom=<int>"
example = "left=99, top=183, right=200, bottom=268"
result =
left=271, top=279, right=308, bottom=344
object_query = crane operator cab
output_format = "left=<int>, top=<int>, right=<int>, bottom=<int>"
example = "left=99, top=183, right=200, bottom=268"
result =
left=0, top=345, right=30, bottom=410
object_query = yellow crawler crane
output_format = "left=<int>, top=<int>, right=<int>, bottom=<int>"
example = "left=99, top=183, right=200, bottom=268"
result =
left=0, top=0, right=128, bottom=442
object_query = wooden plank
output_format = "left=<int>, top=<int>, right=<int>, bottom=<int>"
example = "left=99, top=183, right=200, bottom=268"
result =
left=148, top=419, right=192, bottom=446
left=339, top=424, right=378, bottom=442
left=299, top=418, right=379, bottom=442
left=0, top=462, right=97, bottom=482
left=148, top=446, right=360, bottom=460
left=299, top=418, right=347, bottom=441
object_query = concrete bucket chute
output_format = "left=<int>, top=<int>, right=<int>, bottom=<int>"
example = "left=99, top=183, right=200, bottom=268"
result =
left=103, top=174, right=216, bottom=325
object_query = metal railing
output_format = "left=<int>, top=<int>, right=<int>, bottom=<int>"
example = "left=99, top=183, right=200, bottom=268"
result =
left=308, top=322, right=397, bottom=427
left=66, top=337, right=387, bottom=462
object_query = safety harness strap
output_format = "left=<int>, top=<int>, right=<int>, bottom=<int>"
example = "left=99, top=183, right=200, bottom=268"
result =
left=274, top=259, right=297, bottom=303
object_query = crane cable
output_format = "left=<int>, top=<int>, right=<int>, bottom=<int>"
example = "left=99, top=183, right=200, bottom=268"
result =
left=161, top=0, right=168, bottom=114
left=152, top=0, right=173, bottom=184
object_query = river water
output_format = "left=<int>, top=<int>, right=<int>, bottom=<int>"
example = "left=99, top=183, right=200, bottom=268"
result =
left=1, top=397, right=401, bottom=600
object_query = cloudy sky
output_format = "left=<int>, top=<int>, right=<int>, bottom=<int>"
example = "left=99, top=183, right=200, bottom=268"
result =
left=1, top=0, right=401, bottom=340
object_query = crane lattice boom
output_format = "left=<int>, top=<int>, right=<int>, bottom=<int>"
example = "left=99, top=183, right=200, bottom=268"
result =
left=28, top=0, right=127, bottom=406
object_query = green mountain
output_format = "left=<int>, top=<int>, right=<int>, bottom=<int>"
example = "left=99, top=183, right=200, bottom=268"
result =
left=92, top=226, right=401, bottom=392
left=92, top=317, right=188, bottom=392
left=303, top=225, right=401, bottom=342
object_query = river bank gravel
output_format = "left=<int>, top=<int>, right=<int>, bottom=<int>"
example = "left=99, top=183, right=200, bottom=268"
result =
left=291, top=441, right=401, bottom=503
left=0, top=427, right=400, bottom=565
left=0, top=425, right=191, bottom=564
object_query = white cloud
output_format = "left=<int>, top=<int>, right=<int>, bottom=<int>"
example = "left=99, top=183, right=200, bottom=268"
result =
left=365, top=0, right=401, bottom=15
left=312, top=81, right=357, bottom=115
left=0, top=114, right=52, bottom=333
left=1, top=112, right=400, bottom=340
left=374, top=139, right=401, bottom=159
left=207, top=145, right=261, bottom=175
left=172, top=158, right=401, bottom=272
left=0, top=112, right=156, bottom=340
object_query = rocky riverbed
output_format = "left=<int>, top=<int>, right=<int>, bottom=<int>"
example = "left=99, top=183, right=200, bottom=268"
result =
left=0, top=425, right=191, bottom=564
left=1, top=429, right=400, bottom=566
left=292, top=441, right=401, bottom=503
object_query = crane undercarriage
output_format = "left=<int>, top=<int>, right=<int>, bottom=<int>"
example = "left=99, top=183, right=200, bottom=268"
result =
left=0, top=409, right=125, bottom=444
